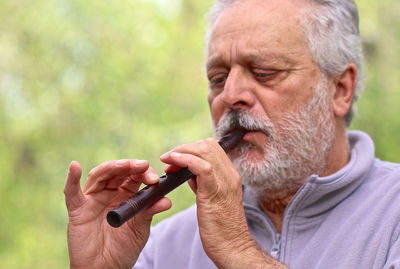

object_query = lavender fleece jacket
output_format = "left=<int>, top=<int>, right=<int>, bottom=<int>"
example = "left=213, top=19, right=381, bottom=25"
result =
left=134, top=131, right=400, bottom=268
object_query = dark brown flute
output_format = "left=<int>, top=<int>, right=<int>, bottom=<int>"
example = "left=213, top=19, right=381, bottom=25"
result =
left=106, top=129, right=246, bottom=228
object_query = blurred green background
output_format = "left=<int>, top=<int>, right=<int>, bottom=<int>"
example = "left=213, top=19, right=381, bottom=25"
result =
left=0, top=0, right=399, bottom=268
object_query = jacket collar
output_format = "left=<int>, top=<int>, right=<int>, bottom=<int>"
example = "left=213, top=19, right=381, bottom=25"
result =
left=243, top=131, right=376, bottom=218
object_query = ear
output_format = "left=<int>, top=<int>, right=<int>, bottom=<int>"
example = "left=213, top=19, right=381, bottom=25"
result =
left=333, top=63, right=358, bottom=119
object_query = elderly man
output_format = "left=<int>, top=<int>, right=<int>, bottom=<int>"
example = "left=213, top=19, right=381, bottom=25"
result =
left=64, top=0, right=400, bottom=268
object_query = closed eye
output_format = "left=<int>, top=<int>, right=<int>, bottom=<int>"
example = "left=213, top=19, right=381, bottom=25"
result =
left=208, top=73, right=228, bottom=89
left=252, top=69, right=290, bottom=85
left=253, top=70, right=281, bottom=80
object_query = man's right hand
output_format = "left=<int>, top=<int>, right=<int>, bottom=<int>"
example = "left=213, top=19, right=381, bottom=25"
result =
left=64, top=159, right=171, bottom=269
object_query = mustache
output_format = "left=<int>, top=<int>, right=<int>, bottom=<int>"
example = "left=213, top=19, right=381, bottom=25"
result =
left=213, top=110, right=274, bottom=140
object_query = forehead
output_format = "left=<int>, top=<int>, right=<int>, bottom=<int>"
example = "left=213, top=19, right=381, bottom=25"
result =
left=207, top=0, right=311, bottom=64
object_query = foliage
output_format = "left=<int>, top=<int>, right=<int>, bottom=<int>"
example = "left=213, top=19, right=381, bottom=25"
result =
left=0, top=0, right=398, bottom=268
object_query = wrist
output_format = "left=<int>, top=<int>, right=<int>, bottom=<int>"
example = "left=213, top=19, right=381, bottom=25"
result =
left=215, top=240, right=287, bottom=269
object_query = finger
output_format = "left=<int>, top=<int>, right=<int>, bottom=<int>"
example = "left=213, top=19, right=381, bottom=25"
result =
left=141, top=166, right=160, bottom=185
left=165, top=138, right=223, bottom=159
left=160, top=139, right=230, bottom=173
left=163, top=164, right=182, bottom=174
left=99, top=165, right=159, bottom=191
left=64, top=161, right=85, bottom=211
left=188, top=178, right=198, bottom=194
left=119, top=166, right=159, bottom=193
left=161, top=152, right=218, bottom=194
left=83, top=159, right=149, bottom=194
left=85, top=159, right=148, bottom=187
left=119, top=176, right=143, bottom=193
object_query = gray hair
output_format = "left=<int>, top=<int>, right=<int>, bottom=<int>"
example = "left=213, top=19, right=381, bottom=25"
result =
left=206, top=0, right=364, bottom=127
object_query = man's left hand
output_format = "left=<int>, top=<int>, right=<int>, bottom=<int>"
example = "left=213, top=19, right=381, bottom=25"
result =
left=160, top=138, right=287, bottom=269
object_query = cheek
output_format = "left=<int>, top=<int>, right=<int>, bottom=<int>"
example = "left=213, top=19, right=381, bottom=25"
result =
left=256, top=85, right=307, bottom=118
left=254, top=91, right=283, bottom=119
left=208, top=92, right=224, bottom=123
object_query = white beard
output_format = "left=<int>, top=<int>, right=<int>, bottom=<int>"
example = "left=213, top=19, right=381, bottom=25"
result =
left=212, top=76, right=335, bottom=197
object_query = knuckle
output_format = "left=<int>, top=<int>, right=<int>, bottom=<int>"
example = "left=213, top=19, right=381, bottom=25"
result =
left=205, top=137, right=217, bottom=144
left=196, top=140, right=211, bottom=155
left=104, top=161, right=114, bottom=170
left=88, top=161, right=113, bottom=177
left=203, top=162, right=213, bottom=176
left=128, top=174, right=140, bottom=183
left=203, top=138, right=220, bottom=153
left=131, top=159, right=144, bottom=169
left=186, top=154, right=195, bottom=163
left=103, top=160, right=114, bottom=168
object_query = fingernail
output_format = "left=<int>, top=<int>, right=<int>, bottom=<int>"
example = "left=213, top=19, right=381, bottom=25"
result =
left=148, top=176, right=159, bottom=184
left=160, top=152, right=169, bottom=159
left=149, top=171, right=158, bottom=178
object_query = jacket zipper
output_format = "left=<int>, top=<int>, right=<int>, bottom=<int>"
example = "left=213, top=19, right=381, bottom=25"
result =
left=270, top=233, right=281, bottom=259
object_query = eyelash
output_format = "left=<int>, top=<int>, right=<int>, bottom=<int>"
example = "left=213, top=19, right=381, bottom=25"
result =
left=208, top=69, right=283, bottom=88
left=208, top=74, right=227, bottom=88
left=252, top=70, right=281, bottom=80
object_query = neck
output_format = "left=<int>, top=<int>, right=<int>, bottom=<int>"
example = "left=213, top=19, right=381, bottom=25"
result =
left=258, top=190, right=297, bottom=233
left=258, top=124, right=351, bottom=233
left=320, top=123, right=350, bottom=177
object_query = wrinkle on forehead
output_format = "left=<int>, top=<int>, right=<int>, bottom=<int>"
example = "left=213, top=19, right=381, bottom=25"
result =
left=206, top=0, right=313, bottom=70
left=206, top=50, right=297, bottom=71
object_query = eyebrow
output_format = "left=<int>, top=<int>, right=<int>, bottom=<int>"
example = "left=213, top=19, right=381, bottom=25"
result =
left=206, top=51, right=296, bottom=71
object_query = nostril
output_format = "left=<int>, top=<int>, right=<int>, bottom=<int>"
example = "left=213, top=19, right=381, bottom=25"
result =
left=230, top=100, right=248, bottom=110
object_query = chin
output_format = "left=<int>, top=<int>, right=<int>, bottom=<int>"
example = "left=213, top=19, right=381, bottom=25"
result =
left=230, top=141, right=267, bottom=160
left=243, top=151, right=266, bottom=163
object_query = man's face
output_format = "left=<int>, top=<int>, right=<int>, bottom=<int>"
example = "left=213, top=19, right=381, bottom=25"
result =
left=207, top=0, right=335, bottom=194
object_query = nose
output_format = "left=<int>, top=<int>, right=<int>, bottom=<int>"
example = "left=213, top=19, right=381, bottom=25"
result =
left=222, top=68, right=255, bottom=110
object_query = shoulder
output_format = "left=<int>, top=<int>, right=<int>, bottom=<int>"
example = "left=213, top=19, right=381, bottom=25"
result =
left=369, top=160, right=400, bottom=245
left=347, top=130, right=400, bottom=191
left=372, top=158, right=400, bottom=174
left=365, top=158, right=400, bottom=187
left=355, top=158, right=400, bottom=218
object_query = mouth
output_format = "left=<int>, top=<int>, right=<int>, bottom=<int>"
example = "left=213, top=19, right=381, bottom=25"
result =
left=224, top=128, right=270, bottom=142
left=224, top=127, right=267, bottom=136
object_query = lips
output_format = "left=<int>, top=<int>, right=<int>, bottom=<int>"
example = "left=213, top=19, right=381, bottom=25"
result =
left=224, top=127, right=264, bottom=136
left=223, top=128, right=269, bottom=145
left=224, top=127, right=246, bottom=136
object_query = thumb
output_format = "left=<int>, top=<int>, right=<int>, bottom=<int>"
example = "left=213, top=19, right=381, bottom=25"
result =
left=64, top=161, right=85, bottom=212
